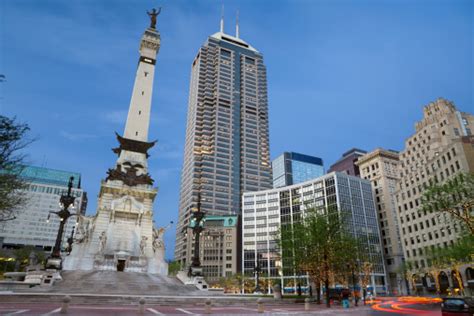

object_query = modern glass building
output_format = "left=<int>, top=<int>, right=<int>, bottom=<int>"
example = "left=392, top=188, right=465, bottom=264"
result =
left=175, top=22, right=272, bottom=272
left=272, top=152, right=324, bottom=188
left=242, top=172, right=387, bottom=294
left=0, top=166, right=87, bottom=251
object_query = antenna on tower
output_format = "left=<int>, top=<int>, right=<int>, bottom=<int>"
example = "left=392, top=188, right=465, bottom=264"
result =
left=220, top=4, right=224, bottom=33
left=236, top=10, right=240, bottom=38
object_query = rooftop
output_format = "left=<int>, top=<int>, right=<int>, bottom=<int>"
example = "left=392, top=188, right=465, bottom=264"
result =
left=209, top=32, right=258, bottom=53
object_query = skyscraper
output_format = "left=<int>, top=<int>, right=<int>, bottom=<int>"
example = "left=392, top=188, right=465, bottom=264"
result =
left=175, top=18, right=272, bottom=270
left=272, top=152, right=324, bottom=188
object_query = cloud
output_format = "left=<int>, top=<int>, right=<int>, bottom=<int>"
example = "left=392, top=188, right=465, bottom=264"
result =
left=60, top=131, right=99, bottom=141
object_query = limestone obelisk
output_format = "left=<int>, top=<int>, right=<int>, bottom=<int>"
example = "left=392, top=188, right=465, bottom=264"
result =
left=63, top=9, right=167, bottom=274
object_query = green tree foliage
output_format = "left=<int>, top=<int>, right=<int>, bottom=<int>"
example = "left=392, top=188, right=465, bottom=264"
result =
left=13, top=246, right=45, bottom=266
left=421, top=172, right=474, bottom=235
left=211, top=274, right=243, bottom=293
left=279, top=208, right=366, bottom=307
left=167, top=260, right=181, bottom=276
left=426, top=234, right=474, bottom=268
left=0, top=115, right=33, bottom=221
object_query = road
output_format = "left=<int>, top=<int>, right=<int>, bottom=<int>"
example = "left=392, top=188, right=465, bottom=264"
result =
left=0, top=296, right=441, bottom=315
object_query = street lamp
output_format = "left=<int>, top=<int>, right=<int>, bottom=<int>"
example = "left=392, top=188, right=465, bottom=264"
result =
left=46, top=176, right=78, bottom=268
left=188, top=193, right=205, bottom=277
left=254, top=261, right=262, bottom=293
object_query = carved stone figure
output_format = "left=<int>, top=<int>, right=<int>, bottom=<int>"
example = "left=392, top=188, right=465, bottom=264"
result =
left=106, top=163, right=154, bottom=186
left=140, top=236, right=148, bottom=256
left=152, top=227, right=164, bottom=252
left=75, top=216, right=93, bottom=243
left=152, top=222, right=172, bottom=253
left=28, top=251, right=38, bottom=266
left=99, top=231, right=107, bottom=254
left=147, top=8, right=161, bottom=29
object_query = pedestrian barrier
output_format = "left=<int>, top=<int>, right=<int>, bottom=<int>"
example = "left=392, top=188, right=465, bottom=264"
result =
left=257, top=298, right=264, bottom=313
left=60, top=295, right=71, bottom=314
left=138, top=297, right=146, bottom=315
left=204, top=298, right=212, bottom=314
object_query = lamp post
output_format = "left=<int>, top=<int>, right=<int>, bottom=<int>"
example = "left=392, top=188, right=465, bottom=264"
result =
left=254, top=261, right=262, bottom=293
left=49, top=177, right=77, bottom=260
left=189, top=193, right=205, bottom=276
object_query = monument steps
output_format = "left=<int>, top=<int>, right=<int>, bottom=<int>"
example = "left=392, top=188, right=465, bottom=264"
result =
left=23, top=271, right=206, bottom=296
left=0, top=293, right=280, bottom=306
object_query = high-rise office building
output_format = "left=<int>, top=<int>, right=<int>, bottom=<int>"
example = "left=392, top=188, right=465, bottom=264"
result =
left=242, top=172, right=387, bottom=294
left=356, top=149, right=406, bottom=295
left=272, top=152, right=324, bottom=188
left=175, top=19, right=272, bottom=271
left=394, top=98, right=474, bottom=293
left=0, top=166, right=87, bottom=251
left=328, top=148, right=367, bottom=177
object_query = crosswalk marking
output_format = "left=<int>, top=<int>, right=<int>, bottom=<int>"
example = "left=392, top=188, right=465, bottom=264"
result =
left=147, top=307, right=165, bottom=315
left=41, top=308, right=61, bottom=316
left=5, top=310, right=30, bottom=316
left=175, top=308, right=195, bottom=314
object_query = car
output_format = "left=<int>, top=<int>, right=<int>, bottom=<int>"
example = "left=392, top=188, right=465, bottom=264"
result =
left=441, top=297, right=474, bottom=316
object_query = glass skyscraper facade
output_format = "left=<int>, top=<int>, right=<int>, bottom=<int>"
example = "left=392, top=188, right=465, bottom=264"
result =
left=242, top=172, right=387, bottom=294
left=175, top=28, right=272, bottom=271
left=272, top=152, right=324, bottom=188
left=0, top=166, right=87, bottom=250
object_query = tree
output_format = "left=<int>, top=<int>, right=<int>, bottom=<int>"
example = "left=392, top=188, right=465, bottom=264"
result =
left=279, top=207, right=365, bottom=307
left=167, top=260, right=181, bottom=276
left=421, top=172, right=474, bottom=235
left=211, top=274, right=243, bottom=293
left=396, top=261, right=413, bottom=295
left=0, top=115, right=33, bottom=222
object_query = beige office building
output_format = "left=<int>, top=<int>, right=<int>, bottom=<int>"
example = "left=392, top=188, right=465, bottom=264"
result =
left=394, top=98, right=474, bottom=289
left=357, top=149, right=406, bottom=295
left=185, top=215, right=239, bottom=282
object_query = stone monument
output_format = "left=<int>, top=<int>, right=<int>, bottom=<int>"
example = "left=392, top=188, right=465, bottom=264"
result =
left=63, top=9, right=167, bottom=275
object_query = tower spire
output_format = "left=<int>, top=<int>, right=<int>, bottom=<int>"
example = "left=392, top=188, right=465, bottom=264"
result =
left=220, top=4, right=224, bottom=33
left=122, top=13, right=161, bottom=142
left=235, top=10, right=239, bottom=38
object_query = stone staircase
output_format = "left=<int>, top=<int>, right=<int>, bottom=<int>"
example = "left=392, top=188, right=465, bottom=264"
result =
left=25, top=270, right=206, bottom=296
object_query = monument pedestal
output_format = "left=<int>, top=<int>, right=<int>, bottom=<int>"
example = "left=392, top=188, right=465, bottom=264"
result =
left=176, top=270, right=208, bottom=290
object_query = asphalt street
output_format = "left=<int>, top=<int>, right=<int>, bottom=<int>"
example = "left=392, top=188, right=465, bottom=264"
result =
left=0, top=296, right=441, bottom=315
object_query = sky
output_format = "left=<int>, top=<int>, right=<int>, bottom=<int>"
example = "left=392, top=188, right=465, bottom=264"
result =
left=1, top=0, right=472, bottom=260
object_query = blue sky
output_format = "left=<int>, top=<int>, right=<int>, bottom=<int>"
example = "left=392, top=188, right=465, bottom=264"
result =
left=1, top=0, right=472, bottom=260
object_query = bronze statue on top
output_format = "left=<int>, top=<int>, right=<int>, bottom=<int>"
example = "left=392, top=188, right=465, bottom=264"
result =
left=147, top=8, right=161, bottom=29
